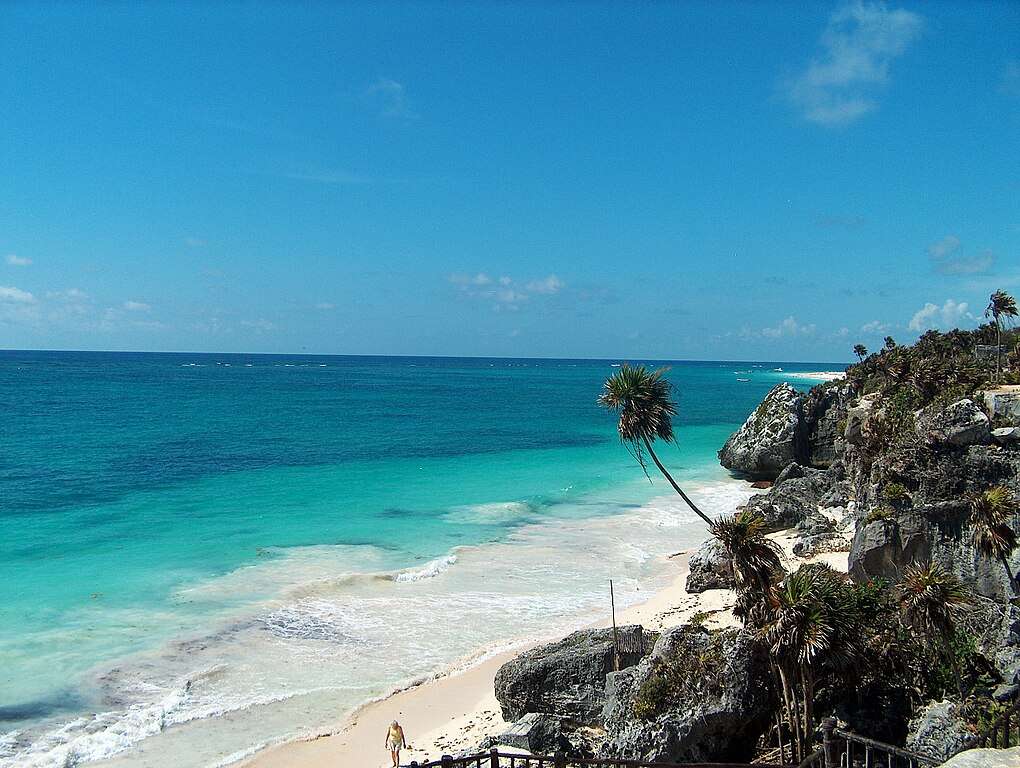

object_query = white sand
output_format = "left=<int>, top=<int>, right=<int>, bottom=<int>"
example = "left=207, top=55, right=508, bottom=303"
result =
left=784, top=371, right=846, bottom=381
left=243, top=530, right=848, bottom=768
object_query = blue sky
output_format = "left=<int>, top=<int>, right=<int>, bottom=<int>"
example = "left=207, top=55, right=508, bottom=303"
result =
left=1, top=1, right=1017, bottom=360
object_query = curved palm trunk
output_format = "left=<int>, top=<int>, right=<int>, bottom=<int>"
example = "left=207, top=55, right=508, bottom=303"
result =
left=999, top=552, right=1016, bottom=593
left=641, top=436, right=714, bottom=527
left=997, top=320, right=1002, bottom=383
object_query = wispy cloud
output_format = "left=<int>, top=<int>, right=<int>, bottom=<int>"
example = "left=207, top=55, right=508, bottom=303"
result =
left=785, top=2, right=923, bottom=125
left=908, top=298, right=973, bottom=332
left=449, top=273, right=566, bottom=311
left=123, top=300, right=151, bottom=312
left=367, top=78, right=417, bottom=119
left=761, top=316, right=816, bottom=338
left=315, top=302, right=336, bottom=310
left=5, top=254, right=32, bottom=267
left=926, top=235, right=994, bottom=275
left=0, top=285, right=36, bottom=304
left=47, top=288, right=89, bottom=301
left=860, top=319, right=892, bottom=334
left=241, top=318, right=276, bottom=332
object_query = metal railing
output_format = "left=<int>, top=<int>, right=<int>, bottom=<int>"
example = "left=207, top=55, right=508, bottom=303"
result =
left=792, top=720, right=938, bottom=768
left=410, top=750, right=785, bottom=768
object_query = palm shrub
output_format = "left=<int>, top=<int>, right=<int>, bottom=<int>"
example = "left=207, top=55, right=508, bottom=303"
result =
left=711, top=508, right=784, bottom=622
left=970, top=486, right=1019, bottom=590
left=599, top=364, right=713, bottom=526
left=898, top=562, right=971, bottom=694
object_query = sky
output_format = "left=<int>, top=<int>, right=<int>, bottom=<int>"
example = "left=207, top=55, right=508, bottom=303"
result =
left=1, top=1, right=1017, bottom=361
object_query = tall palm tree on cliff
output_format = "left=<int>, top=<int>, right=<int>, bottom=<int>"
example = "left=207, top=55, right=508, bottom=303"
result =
left=986, top=290, right=1018, bottom=382
left=599, top=364, right=713, bottom=527
left=853, top=344, right=867, bottom=362
left=899, top=562, right=970, bottom=693
left=971, top=486, right=1019, bottom=591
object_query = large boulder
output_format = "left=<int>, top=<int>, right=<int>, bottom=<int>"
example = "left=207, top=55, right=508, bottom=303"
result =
left=719, top=383, right=803, bottom=479
left=915, top=399, right=990, bottom=447
left=742, top=464, right=834, bottom=532
left=494, top=626, right=655, bottom=724
left=481, top=713, right=574, bottom=756
left=905, top=700, right=975, bottom=763
left=601, top=625, right=773, bottom=763
left=941, top=747, right=1020, bottom=768
left=984, top=385, right=1020, bottom=425
left=802, top=383, right=853, bottom=468
left=685, top=539, right=734, bottom=593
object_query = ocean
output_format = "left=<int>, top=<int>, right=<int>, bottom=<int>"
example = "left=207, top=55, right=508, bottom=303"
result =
left=0, top=352, right=839, bottom=767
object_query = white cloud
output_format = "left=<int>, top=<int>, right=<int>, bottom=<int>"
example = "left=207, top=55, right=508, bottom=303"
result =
left=762, top=316, right=816, bottom=338
left=908, top=298, right=972, bottom=331
left=0, top=285, right=36, bottom=303
left=526, top=275, right=564, bottom=295
left=315, top=302, right=336, bottom=310
left=5, top=254, right=31, bottom=267
left=860, top=319, right=892, bottom=334
left=123, top=300, right=151, bottom=312
left=786, top=2, right=923, bottom=125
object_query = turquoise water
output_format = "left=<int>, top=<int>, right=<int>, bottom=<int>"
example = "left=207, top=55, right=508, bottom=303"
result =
left=0, top=352, right=839, bottom=766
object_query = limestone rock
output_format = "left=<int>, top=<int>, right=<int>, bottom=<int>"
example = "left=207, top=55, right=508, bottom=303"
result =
left=600, top=625, right=773, bottom=763
left=940, top=746, right=1020, bottom=768
left=494, top=626, right=655, bottom=724
left=482, top=713, right=574, bottom=756
left=915, top=399, right=990, bottom=447
left=905, top=700, right=975, bottom=763
left=685, top=539, right=734, bottom=593
left=719, top=383, right=803, bottom=479
left=993, top=426, right=1020, bottom=446
left=985, top=385, right=1020, bottom=425
left=743, top=465, right=833, bottom=532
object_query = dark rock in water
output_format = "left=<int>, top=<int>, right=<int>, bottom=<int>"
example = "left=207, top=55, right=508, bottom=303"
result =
left=719, top=383, right=803, bottom=480
left=600, top=625, right=773, bottom=763
left=906, top=700, right=974, bottom=762
left=480, top=712, right=575, bottom=756
left=685, top=539, right=734, bottom=593
left=915, top=399, right=991, bottom=447
left=494, top=626, right=656, bottom=724
left=750, top=480, right=773, bottom=489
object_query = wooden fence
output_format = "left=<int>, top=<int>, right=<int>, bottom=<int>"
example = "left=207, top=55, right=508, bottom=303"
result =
left=976, top=696, right=1020, bottom=749
left=796, top=720, right=938, bottom=768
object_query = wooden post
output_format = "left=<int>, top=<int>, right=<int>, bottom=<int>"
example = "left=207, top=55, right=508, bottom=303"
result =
left=441, top=755, right=453, bottom=768
left=610, top=579, right=620, bottom=671
left=554, top=751, right=566, bottom=768
left=490, top=747, right=499, bottom=768
left=822, top=717, right=837, bottom=768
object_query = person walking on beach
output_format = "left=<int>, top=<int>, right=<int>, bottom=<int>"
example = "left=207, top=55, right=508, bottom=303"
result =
left=385, top=720, right=407, bottom=767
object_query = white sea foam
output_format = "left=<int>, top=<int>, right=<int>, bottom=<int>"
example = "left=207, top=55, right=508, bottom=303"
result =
left=391, top=554, right=457, bottom=582
left=5, top=476, right=756, bottom=768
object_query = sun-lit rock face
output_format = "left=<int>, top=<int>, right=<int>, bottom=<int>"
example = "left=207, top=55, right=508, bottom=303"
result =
left=985, top=385, right=1020, bottom=425
left=718, top=383, right=803, bottom=479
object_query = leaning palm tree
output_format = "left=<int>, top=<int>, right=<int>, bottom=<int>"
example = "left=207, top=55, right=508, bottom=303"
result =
left=986, top=290, right=1019, bottom=382
left=599, top=364, right=713, bottom=526
left=853, top=344, right=867, bottom=362
left=971, top=486, right=1019, bottom=590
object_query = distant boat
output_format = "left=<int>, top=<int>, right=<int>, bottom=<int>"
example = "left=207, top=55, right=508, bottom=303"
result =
left=737, top=377, right=751, bottom=382
left=611, top=363, right=621, bottom=367
left=773, top=367, right=783, bottom=372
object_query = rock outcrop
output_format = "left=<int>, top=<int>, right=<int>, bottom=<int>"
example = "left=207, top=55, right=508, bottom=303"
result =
left=905, top=700, right=975, bottom=763
left=494, top=626, right=656, bottom=724
left=719, top=383, right=803, bottom=479
left=684, top=539, right=734, bottom=593
left=600, top=625, right=773, bottom=763
left=915, top=399, right=990, bottom=447
left=985, top=385, right=1020, bottom=425
left=479, top=713, right=574, bottom=756
left=742, top=463, right=835, bottom=532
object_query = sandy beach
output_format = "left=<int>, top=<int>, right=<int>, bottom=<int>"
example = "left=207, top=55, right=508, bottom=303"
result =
left=245, top=529, right=849, bottom=768
left=784, top=371, right=846, bottom=382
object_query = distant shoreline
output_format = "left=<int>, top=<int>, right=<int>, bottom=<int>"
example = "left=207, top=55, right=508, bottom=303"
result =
left=784, top=370, right=846, bottom=382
